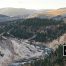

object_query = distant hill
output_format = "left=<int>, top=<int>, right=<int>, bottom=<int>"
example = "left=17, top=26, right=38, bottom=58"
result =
left=0, top=14, right=22, bottom=22
left=28, top=8, right=66, bottom=19
left=0, top=8, right=37, bottom=18
left=0, top=7, right=66, bottom=20
left=0, top=14, right=11, bottom=22
left=0, top=14, right=9, bottom=18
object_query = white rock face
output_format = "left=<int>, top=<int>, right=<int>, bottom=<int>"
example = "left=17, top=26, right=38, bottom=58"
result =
left=0, top=39, right=14, bottom=66
left=46, top=34, right=66, bottom=50
left=11, top=39, right=44, bottom=60
left=0, top=37, right=44, bottom=66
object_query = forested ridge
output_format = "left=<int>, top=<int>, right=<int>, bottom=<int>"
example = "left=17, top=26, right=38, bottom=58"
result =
left=0, top=18, right=66, bottom=42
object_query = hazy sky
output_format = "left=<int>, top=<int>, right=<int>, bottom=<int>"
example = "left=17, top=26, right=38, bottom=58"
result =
left=0, top=0, right=66, bottom=10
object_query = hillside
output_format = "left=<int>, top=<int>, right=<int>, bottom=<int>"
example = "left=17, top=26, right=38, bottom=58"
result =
left=47, top=8, right=66, bottom=16
left=0, top=17, right=66, bottom=66
left=0, top=8, right=66, bottom=66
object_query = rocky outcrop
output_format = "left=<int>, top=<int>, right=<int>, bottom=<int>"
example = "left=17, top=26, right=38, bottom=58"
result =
left=0, top=37, right=46, bottom=66
left=46, top=34, right=66, bottom=50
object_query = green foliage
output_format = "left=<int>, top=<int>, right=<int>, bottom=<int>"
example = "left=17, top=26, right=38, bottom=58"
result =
left=21, top=18, right=63, bottom=26
left=10, top=28, right=33, bottom=39
left=54, top=45, right=64, bottom=66
left=0, top=18, right=66, bottom=42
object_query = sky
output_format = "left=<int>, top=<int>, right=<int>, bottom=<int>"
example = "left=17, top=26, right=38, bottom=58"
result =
left=0, top=0, right=66, bottom=10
